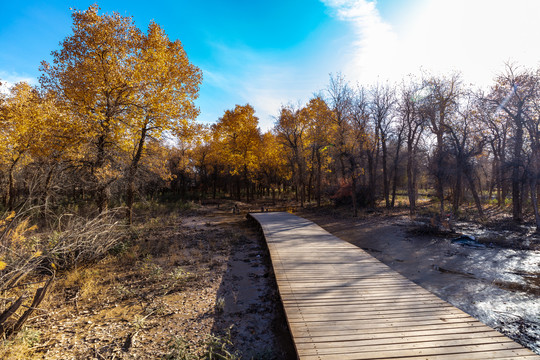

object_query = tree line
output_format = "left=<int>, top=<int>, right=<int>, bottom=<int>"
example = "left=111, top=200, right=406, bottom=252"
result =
left=195, top=65, right=540, bottom=233
left=2, top=5, right=540, bottom=232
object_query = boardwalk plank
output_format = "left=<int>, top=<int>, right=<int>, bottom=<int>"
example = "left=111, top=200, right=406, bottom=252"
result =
left=293, top=323, right=501, bottom=342
left=294, top=329, right=510, bottom=348
left=299, top=337, right=520, bottom=356
left=249, top=212, right=539, bottom=359
left=299, top=347, right=535, bottom=360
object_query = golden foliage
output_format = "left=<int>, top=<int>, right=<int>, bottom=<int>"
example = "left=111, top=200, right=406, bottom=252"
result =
left=212, top=104, right=261, bottom=178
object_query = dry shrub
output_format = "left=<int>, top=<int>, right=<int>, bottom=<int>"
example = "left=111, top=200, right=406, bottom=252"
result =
left=0, top=208, right=126, bottom=341
left=0, top=207, right=127, bottom=283
left=46, top=208, right=127, bottom=270
left=0, top=210, right=44, bottom=293
left=0, top=210, right=53, bottom=342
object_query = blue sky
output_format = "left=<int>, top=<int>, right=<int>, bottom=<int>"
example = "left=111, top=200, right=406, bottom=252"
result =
left=2, top=1, right=540, bottom=130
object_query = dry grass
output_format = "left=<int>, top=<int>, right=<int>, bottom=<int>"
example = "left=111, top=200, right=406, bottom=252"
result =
left=0, top=207, right=127, bottom=358
left=0, top=205, right=248, bottom=359
left=0, top=201, right=295, bottom=359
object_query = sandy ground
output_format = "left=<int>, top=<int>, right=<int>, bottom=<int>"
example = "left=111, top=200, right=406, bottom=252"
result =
left=301, top=211, right=540, bottom=355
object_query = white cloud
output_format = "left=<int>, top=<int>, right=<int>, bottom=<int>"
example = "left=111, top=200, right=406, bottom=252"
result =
left=200, top=43, right=331, bottom=131
left=322, top=0, right=540, bottom=88
left=0, top=83, right=8, bottom=95
left=0, top=71, right=37, bottom=94
left=322, top=0, right=400, bottom=84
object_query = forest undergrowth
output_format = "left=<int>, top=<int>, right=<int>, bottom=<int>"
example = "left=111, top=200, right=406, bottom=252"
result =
left=0, top=200, right=293, bottom=359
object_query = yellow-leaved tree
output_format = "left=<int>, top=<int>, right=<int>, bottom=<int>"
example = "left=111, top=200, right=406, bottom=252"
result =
left=305, top=96, right=335, bottom=207
left=258, top=131, right=288, bottom=204
left=275, top=104, right=310, bottom=206
left=126, top=21, right=201, bottom=222
left=40, top=5, right=201, bottom=220
left=0, top=82, right=51, bottom=209
left=40, top=4, right=140, bottom=212
left=212, top=104, right=261, bottom=201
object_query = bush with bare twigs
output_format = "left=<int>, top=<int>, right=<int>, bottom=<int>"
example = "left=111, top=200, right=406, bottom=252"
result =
left=46, top=208, right=127, bottom=270
left=0, top=207, right=126, bottom=340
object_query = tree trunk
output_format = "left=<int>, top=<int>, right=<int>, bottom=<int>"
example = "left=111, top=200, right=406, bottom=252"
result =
left=245, top=178, right=250, bottom=202
left=391, top=131, right=402, bottom=208
left=6, top=163, right=17, bottom=211
left=512, top=124, right=523, bottom=221
left=435, top=148, right=445, bottom=219
left=452, top=163, right=462, bottom=215
left=301, top=184, right=305, bottom=207
left=307, top=170, right=313, bottom=204
left=180, top=173, right=186, bottom=201
left=7, top=169, right=15, bottom=210
left=464, top=167, right=484, bottom=217
left=367, top=152, right=376, bottom=208
left=500, top=151, right=508, bottom=206
left=4, top=154, right=23, bottom=210
left=407, top=159, right=415, bottom=214
left=529, top=178, right=540, bottom=232
left=381, top=135, right=390, bottom=208
left=316, top=150, right=322, bottom=207
left=95, top=132, right=108, bottom=212
left=126, top=178, right=136, bottom=225
left=126, top=125, right=148, bottom=224
left=350, top=157, right=358, bottom=217
left=97, top=185, right=110, bottom=213
left=406, top=142, right=416, bottom=215
left=298, top=156, right=304, bottom=208
left=494, top=156, right=502, bottom=206
left=42, top=164, right=56, bottom=213
left=529, top=143, right=540, bottom=232
left=212, top=166, right=217, bottom=200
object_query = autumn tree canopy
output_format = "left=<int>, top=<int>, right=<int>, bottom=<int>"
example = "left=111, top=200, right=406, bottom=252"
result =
left=39, top=5, right=201, bottom=219
left=212, top=104, right=261, bottom=201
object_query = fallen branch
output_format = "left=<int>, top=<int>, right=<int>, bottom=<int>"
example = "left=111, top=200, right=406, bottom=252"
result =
left=0, top=294, right=25, bottom=338
left=7, top=273, right=55, bottom=337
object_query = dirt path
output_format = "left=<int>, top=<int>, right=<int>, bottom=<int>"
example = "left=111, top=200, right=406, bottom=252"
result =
left=301, top=212, right=540, bottom=355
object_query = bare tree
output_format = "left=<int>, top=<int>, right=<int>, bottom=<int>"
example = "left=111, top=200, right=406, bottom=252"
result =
left=390, top=116, right=405, bottom=208
left=487, top=63, right=538, bottom=222
left=523, top=71, right=540, bottom=231
left=478, top=94, right=510, bottom=207
left=369, top=82, right=396, bottom=208
left=445, top=94, right=486, bottom=217
left=422, top=72, right=462, bottom=219
left=349, top=85, right=371, bottom=216
left=398, top=78, right=426, bottom=215
left=327, top=73, right=353, bottom=179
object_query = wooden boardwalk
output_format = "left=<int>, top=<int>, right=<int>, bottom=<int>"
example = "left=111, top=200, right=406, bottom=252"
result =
left=249, top=212, right=539, bottom=360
